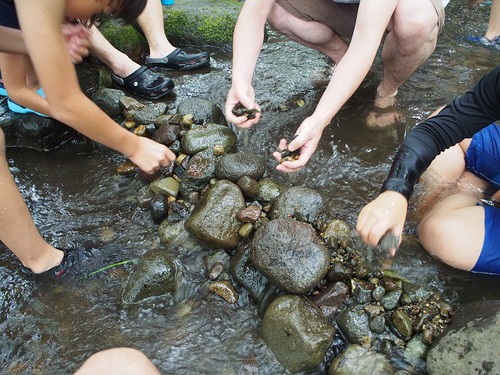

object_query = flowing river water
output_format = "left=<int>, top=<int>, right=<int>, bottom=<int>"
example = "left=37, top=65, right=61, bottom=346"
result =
left=1, top=1, right=500, bottom=374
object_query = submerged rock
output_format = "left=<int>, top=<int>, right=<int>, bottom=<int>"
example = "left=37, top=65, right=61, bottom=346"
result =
left=179, top=148, right=221, bottom=197
left=181, top=123, right=237, bottom=155
left=184, top=179, right=245, bottom=250
left=270, top=186, right=325, bottom=224
left=122, top=248, right=176, bottom=304
left=176, top=97, right=226, bottom=125
left=328, top=345, right=395, bottom=375
left=262, top=294, right=335, bottom=373
left=250, top=218, right=329, bottom=294
left=215, top=152, right=266, bottom=182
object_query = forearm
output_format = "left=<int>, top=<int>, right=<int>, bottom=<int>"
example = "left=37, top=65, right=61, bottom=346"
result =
left=50, top=92, right=139, bottom=157
left=15, top=0, right=138, bottom=157
left=231, top=0, right=273, bottom=86
left=0, top=26, right=26, bottom=54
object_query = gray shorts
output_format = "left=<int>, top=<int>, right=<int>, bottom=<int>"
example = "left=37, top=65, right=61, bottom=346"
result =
left=274, top=0, right=445, bottom=39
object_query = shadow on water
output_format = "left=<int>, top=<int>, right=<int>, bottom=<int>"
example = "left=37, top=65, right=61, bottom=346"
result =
left=1, top=1, right=500, bottom=373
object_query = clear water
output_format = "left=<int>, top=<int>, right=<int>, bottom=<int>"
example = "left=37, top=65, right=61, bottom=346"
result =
left=1, top=1, right=500, bottom=374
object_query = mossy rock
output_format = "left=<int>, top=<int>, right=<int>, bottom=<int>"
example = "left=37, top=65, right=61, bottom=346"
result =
left=163, top=0, right=241, bottom=47
left=96, top=0, right=241, bottom=56
left=97, top=18, right=147, bottom=60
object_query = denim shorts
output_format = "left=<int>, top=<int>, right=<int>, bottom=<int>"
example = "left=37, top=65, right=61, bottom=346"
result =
left=466, top=123, right=500, bottom=190
left=467, top=124, right=500, bottom=274
left=472, top=203, right=500, bottom=275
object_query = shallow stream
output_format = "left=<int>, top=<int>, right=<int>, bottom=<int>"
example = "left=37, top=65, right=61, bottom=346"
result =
left=1, top=1, right=500, bottom=374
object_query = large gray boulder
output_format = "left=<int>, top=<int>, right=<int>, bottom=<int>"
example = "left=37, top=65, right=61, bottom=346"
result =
left=250, top=218, right=329, bottom=294
left=262, top=294, right=335, bottom=374
left=427, top=300, right=500, bottom=375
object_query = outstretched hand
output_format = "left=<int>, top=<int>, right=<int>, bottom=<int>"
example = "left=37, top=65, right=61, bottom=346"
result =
left=127, top=137, right=176, bottom=174
left=356, top=190, right=408, bottom=256
left=272, top=116, right=324, bottom=173
left=225, top=83, right=261, bottom=128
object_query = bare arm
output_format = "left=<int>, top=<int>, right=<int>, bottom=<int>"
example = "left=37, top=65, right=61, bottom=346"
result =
left=0, top=26, right=26, bottom=54
left=0, top=53, right=51, bottom=116
left=224, top=0, right=275, bottom=126
left=14, top=0, right=174, bottom=172
left=276, top=0, right=398, bottom=172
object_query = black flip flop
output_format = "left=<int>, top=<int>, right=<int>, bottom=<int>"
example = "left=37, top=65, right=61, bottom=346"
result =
left=111, top=66, right=174, bottom=100
left=145, top=48, right=210, bottom=71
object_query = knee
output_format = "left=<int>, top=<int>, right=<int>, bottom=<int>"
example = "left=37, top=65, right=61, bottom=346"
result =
left=391, top=9, right=438, bottom=51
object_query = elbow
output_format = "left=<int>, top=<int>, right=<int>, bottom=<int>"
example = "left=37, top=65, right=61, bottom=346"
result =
left=45, top=93, right=84, bottom=125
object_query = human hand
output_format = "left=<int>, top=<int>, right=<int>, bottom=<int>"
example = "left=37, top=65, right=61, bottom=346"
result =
left=272, top=116, right=324, bottom=173
left=356, top=190, right=408, bottom=256
left=225, top=84, right=261, bottom=128
left=62, top=23, right=91, bottom=64
left=127, top=137, right=176, bottom=174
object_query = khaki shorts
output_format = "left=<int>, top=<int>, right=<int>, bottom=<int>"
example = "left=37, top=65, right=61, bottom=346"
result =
left=274, top=0, right=445, bottom=39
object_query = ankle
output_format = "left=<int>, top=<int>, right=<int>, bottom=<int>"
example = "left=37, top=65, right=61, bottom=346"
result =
left=375, top=88, right=398, bottom=109
left=148, top=45, right=176, bottom=59
left=23, top=248, right=64, bottom=274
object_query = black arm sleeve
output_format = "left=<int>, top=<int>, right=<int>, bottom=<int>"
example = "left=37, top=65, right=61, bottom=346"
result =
left=381, top=66, right=500, bottom=200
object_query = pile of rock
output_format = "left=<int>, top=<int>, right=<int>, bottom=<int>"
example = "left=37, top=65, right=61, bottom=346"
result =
left=109, top=93, right=460, bottom=374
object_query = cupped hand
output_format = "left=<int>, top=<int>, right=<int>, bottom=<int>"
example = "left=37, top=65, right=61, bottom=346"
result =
left=224, top=84, right=261, bottom=128
left=356, top=190, right=408, bottom=256
left=128, top=137, right=176, bottom=174
left=62, top=23, right=91, bottom=64
left=272, top=116, right=324, bottom=173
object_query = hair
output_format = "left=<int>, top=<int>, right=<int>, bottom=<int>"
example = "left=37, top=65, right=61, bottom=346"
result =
left=111, top=0, right=147, bottom=24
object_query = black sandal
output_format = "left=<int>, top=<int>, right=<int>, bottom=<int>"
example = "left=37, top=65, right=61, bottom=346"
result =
left=111, top=66, right=174, bottom=100
left=145, top=48, right=210, bottom=71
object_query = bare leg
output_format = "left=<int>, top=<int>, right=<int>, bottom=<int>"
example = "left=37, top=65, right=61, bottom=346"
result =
left=0, top=128, right=63, bottom=273
left=485, top=0, right=500, bottom=40
left=418, top=192, right=485, bottom=271
left=88, top=26, right=140, bottom=78
left=378, top=0, right=440, bottom=98
left=417, top=137, right=489, bottom=271
left=267, top=3, right=348, bottom=64
left=137, top=0, right=176, bottom=58
left=75, top=348, right=161, bottom=375
left=413, top=142, right=469, bottom=220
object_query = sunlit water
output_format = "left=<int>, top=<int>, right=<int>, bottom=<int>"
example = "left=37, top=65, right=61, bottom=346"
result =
left=1, top=1, right=500, bottom=374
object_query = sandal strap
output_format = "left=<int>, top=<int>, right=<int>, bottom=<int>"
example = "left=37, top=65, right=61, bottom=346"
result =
left=145, top=48, right=181, bottom=65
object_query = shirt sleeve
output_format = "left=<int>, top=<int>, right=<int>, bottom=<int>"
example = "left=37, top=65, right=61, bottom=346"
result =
left=381, top=65, right=500, bottom=200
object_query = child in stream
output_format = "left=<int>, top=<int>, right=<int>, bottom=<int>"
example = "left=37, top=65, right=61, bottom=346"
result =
left=225, top=0, right=449, bottom=173
left=0, top=0, right=176, bottom=278
left=0, top=0, right=211, bottom=115
left=357, top=66, right=500, bottom=275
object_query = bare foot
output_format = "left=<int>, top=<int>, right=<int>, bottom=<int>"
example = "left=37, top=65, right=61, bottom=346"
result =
left=366, top=111, right=401, bottom=128
left=366, top=89, right=401, bottom=128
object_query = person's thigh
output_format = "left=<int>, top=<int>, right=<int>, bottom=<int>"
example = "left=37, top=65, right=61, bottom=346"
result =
left=275, top=0, right=358, bottom=38
left=419, top=193, right=485, bottom=271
